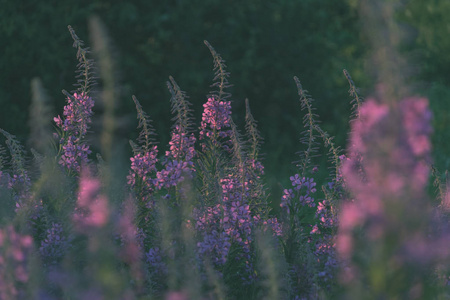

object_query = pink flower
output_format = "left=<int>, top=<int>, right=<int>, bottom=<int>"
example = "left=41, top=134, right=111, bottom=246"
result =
left=73, top=169, right=109, bottom=232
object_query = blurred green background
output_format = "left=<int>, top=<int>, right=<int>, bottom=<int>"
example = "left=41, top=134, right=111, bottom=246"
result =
left=1, top=0, right=449, bottom=202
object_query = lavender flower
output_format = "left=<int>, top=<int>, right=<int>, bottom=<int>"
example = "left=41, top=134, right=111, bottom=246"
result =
left=145, top=247, right=167, bottom=276
left=281, top=175, right=317, bottom=214
left=255, top=216, right=282, bottom=237
left=39, top=223, right=71, bottom=265
left=166, top=125, right=196, bottom=163
left=54, top=92, right=94, bottom=172
left=194, top=204, right=231, bottom=266
left=199, top=97, right=232, bottom=148
left=155, top=160, right=192, bottom=190
left=127, top=145, right=160, bottom=210
left=127, top=146, right=158, bottom=192
left=155, top=123, right=197, bottom=192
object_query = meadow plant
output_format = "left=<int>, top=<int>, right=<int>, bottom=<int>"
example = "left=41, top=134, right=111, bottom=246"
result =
left=0, top=226, right=34, bottom=300
left=0, top=24, right=449, bottom=300
left=336, top=92, right=450, bottom=298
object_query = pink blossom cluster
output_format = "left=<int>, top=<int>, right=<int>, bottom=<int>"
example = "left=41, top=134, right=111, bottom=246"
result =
left=199, top=97, right=233, bottom=149
left=72, top=170, right=109, bottom=233
left=337, top=97, right=433, bottom=260
left=0, top=226, right=33, bottom=300
left=166, top=125, right=196, bottom=162
left=336, top=96, right=449, bottom=297
left=54, top=92, right=94, bottom=172
left=127, top=146, right=159, bottom=195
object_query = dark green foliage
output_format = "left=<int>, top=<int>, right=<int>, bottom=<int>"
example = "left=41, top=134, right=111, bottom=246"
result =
left=427, top=83, right=450, bottom=172
left=400, top=1, right=450, bottom=85
left=0, top=129, right=27, bottom=178
left=294, top=77, right=342, bottom=183
left=0, top=144, right=7, bottom=171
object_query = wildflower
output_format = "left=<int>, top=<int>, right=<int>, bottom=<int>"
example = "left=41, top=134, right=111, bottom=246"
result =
left=145, top=247, right=167, bottom=275
left=199, top=97, right=232, bottom=147
left=194, top=205, right=231, bottom=266
left=72, top=169, right=109, bottom=232
left=337, top=96, right=449, bottom=297
left=127, top=146, right=158, bottom=192
left=39, top=223, right=71, bottom=265
left=54, top=92, right=94, bottom=172
left=155, top=160, right=192, bottom=190
left=116, top=198, right=143, bottom=265
left=0, top=226, right=33, bottom=299
left=165, top=291, right=189, bottom=300
left=166, top=125, right=196, bottom=162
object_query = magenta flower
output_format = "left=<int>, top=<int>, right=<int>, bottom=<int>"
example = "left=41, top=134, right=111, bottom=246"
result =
left=127, top=145, right=159, bottom=208
left=155, top=160, right=192, bottom=190
left=116, top=198, right=143, bottom=265
left=73, top=170, right=109, bottom=232
left=0, top=226, right=33, bottom=300
left=54, top=92, right=94, bottom=172
left=336, top=96, right=450, bottom=298
left=199, top=97, right=232, bottom=147
left=166, top=125, right=196, bottom=162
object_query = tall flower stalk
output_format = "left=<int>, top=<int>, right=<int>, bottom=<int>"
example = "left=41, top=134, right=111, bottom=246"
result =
left=53, top=26, right=96, bottom=174
left=337, top=94, right=449, bottom=298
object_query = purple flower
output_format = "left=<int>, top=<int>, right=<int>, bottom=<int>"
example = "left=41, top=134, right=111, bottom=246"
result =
left=166, top=125, right=196, bottom=162
left=54, top=92, right=94, bottom=136
left=54, top=92, right=94, bottom=172
left=127, top=146, right=159, bottom=202
left=280, top=188, right=294, bottom=213
left=39, top=223, right=71, bottom=265
left=290, top=174, right=302, bottom=187
left=283, top=175, right=317, bottom=210
left=146, top=247, right=167, bottom=275
left=257, top=217, right=283, bottom=236
left=200, top=97, right=232, bottom=132
left=199, top=97, right=232, bottom=147
left=315, top=200, right=334, bottom=228
left=155, top=160, right=192, bottom=190
left=194, top=204, right=231, bottom=266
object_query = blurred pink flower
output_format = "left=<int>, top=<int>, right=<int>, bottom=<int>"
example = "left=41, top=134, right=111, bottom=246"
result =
left=165, top=291, right=188, bottom=300
left=73, top=169, right=109, bottom=232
